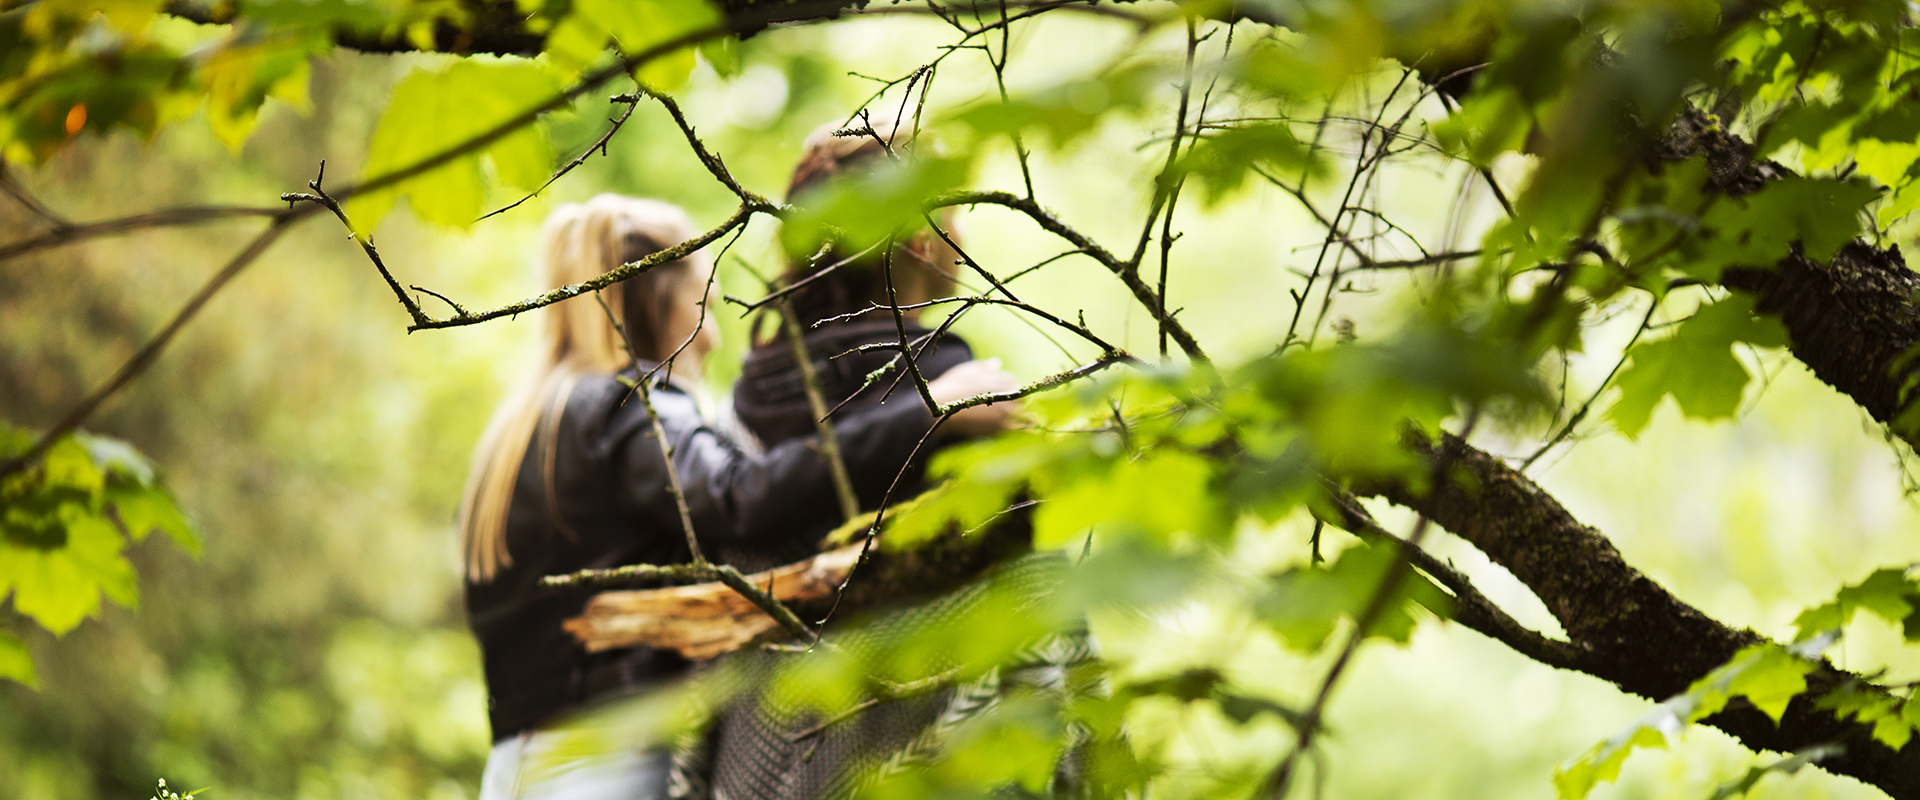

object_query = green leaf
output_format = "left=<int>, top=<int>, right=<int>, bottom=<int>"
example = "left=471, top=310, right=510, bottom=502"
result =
left=1431, top=87, right=1531, bottom=167
left=347, top=58, right=560, bottom=231
left=0, top=510, right=135, bottom=635
left=1791, top=567, right=1920, bottom=642
left=201, top=33, right=320, bottom=152
left=1705, top=744, right=1844, bottom=800
left=1696, top=177, right=1879, bottom=276
left=635, top=45, right=696, bottom=93
left=779, top=154, right=970, bottom=259
left=571, top=0, right=719, bottom=66
left=697, top=36, right=740, bottom=78
left=0, top=630, right=36, bottom=690
left=1031, top=450, right=1220, bottom=548
left=1608, top=296, right=1788, bottom=438
left=1060, top=536, right=1211, bottom=613
left=109, top=484, right=200, bottom=553
left=1173, top=123, right=1316, bottom=205
left=1722, top=644, right=1812, bottom=724
left=1554, top=719, right=1671, bottom=800
left=1815, top=680, right=1909, bottom=749
left=1558, top=640, right=1825, bottom=799
left=952, top=62, right=1160, bottom=149
left=1256, top=543, right=1452, bottom=651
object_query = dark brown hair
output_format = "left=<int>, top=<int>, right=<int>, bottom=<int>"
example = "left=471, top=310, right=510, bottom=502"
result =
left=768, top=116, right=959, bottom=335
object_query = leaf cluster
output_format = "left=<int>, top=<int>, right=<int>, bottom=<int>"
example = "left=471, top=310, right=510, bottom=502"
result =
left=0, top=424, right=197, bottom=688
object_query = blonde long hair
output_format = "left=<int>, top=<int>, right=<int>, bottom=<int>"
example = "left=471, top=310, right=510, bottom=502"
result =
left=459, top=195, right=706, bottom=581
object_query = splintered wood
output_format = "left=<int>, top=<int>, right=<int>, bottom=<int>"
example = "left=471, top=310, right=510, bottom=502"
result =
left=564, top=545, right=862, bottom=659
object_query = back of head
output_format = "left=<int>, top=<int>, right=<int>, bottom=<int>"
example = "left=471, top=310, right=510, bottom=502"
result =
left=539, top=194, right=703, bottom=372
left=773, top=114, right=958, bottom=332
left=459, top=194, right=705, bottom=582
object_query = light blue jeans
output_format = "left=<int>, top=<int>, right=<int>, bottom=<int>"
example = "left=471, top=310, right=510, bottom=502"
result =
left=479, top=729, right=670, bottom=800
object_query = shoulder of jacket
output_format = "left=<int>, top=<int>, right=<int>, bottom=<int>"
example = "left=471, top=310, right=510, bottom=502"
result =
left=569, top=372, right=703, bottom=427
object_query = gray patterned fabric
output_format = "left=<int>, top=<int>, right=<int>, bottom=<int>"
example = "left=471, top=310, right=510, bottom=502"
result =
left=677, top=552, right=1097, bottom=800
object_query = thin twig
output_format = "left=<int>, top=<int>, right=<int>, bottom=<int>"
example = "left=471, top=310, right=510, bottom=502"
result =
left=283, top=161, right=432, bottom=326
left=1349, top=250, right=1482, bottom=271
left=643, top=224, right=742, bottom=388
left=780, top=297, right=862, bottom=520
left=595, top=293, right=709, bottom=566
left=723, top=240, right=885, bottom=312
left=926, top=190, right=1210, bottom=364
left=1264, top=410, right=1484, bottom=797
left=881, top=236, right=942, bottom=412
left=819, top=295, right=1136, bottom=359
left=0, top=204, right=285, bottom=262
left=477, top=92, right=644, bottom=222
left=629, top=87, right=771, bottom=206
left=0, top=162, right=70, bottom=230
left=1519, top=298, right=1661, bottom=470
left=410, top=204, right=763, bottom=330
left=1154, top=14, right=1200, bottom=360
left=540, top=561, right=720, bottom=589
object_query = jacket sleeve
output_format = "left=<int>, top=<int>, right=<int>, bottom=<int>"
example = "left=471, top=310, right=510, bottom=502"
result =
left=608, top=387, right=939, bottom=553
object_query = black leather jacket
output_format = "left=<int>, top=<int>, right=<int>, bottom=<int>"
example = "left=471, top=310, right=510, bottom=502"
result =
left=465, top=367, right=938, bottom=741
left=733, top=321, right=974, bottom=446
left=727, top=321, right=974, bottom=569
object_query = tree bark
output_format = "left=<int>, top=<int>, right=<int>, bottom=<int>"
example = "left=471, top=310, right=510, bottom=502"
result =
left=1362, top=433, right=1920, bottom=798
left=1658, top=110, right=1920, bottom=444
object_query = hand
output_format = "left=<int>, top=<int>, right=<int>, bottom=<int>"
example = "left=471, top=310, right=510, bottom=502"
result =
left=926, top=358, right=1020, bottom=438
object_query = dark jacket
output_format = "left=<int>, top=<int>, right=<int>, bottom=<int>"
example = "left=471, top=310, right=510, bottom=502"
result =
left=733, top=321, right=974, bottom=446
left=714, top=323, right=990, bottom=800
left=465, top=367, right=938, bottom=741
left=726, top=321, right=974, bottom=570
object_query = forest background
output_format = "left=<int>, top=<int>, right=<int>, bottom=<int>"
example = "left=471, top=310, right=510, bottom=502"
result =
left=6, top=2, right=1920, bottom=800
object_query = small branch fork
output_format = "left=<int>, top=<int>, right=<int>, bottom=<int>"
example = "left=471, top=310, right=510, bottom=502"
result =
left=477, top=92, right=645, bottom=223
left=283, top=162, right=434, bottom=326
left=924, top=189, right=1211, bottom=364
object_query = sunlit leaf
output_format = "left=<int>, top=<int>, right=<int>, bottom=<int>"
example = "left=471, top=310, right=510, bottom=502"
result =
left=348, top=58, right=560, bottom=231
left=201, top=32, right=321, bottom=152
left=1174, top=123, right=1317, bottom=205
left=952, top=62, right=1162, bottom=149
left=1609, top=296, right=1788, bottom=437
left=1791, top=567, right=1920, bottom=642
left=0, top=630, right=36, bottom=690
left=571, top=0, right=719, bottom=73
left=1705, top=744, right=1843, bottom=800
left=1695, top=177, right=1880, bottom=277
left=1257, top=543, right=1452, bottom=651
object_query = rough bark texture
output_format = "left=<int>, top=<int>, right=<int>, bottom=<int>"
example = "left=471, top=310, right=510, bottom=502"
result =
left=1364, top=433, right=1920, bottom=798
left=1660, top=110, right=1920, bottom=443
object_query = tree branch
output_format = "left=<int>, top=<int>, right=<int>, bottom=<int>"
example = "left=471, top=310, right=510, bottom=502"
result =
left=0, top=204, right=286, bottom=262
left=1655, top=110, right=1920, bottom=450
left=1360, top=431, right=1920, bottom=798
left=928, top=189, right=1210, bottom=364
left=0, top=216, right=296, bottom=478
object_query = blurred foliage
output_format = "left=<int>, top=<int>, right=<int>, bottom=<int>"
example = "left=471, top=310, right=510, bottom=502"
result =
left=13, top=0, right=1920, bottom=799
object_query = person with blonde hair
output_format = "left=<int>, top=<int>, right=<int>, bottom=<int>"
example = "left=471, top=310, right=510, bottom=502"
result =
left=460, top=194, right=1017, bottom=800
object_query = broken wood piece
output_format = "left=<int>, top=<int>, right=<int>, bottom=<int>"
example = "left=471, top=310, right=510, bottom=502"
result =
left=565, top=545, right=862, bottom=658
